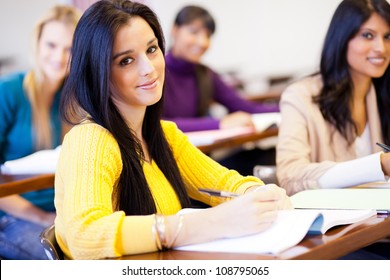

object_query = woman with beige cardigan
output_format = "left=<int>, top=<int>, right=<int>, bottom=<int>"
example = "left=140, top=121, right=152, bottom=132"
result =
left=276, top=0, right=390, bottom=260
left=277, top=0, right=390, bottom=196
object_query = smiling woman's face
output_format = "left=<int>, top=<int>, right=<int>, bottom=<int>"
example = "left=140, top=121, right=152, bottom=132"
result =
left=347, top=12, right=390, bottom=83
left=37, top=20, right=75, bottom=82
left=110, top=16, right=165, bottom=113
left=170, top=18, right=212, bottom=63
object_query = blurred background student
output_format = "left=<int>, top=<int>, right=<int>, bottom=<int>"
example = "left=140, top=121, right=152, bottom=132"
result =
left=0, top=5, right=81, bottom=259
left=163, top=5, right=279, bottom=175
left=276, top=0, right=390, bottom=258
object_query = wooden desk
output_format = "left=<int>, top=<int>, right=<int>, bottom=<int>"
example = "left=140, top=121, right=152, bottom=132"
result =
left=0, top=127, right=277, bottom=197
left=246, top=90, right=282, bottom=103
left=196, top=126, right=278, bottom=154
left=119, top=215, right=390, bottom=260
left=0, top=173, right=54, bottom=197
left=3, top=173, right=388, bottom=260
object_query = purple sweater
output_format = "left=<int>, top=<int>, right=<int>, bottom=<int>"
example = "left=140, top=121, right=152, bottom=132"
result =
left=162, top=52, right=278, bottom=132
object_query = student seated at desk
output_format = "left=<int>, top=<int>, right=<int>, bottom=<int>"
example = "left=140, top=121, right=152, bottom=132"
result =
left=276, top=0, right=390, bottom=259
left=276, top=0, right=390, bottom=195
left=0, top=5, right=81, bottom=259
left=162, top=5, right=278, bottom=175
left=55, top=0, right=291, bottom=260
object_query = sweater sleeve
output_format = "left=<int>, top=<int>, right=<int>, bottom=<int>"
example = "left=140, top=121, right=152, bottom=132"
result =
left=162, top=121, right=265, bottom=206
left=0, top=74, right=22, bottom=163
left=276, top=83, right=335, bottom=195
left=55, top=123, right=158, bottom=259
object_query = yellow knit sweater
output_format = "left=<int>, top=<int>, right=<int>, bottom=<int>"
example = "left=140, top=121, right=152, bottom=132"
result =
left=54, top=120, right=263, bottom=259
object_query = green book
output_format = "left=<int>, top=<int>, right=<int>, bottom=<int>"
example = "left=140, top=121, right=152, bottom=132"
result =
left=290, top=188, right=390, bottom=213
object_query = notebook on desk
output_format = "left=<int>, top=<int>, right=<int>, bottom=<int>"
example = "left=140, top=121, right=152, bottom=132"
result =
left=174, top=208, right=375, bottom=255
left=290, top=188, right=390, bottom=212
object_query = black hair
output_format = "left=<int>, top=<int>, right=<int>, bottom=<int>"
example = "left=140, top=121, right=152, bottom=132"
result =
left=61, top=0, right=191, bottom=215
left=313, top=0, right=390, bottom=145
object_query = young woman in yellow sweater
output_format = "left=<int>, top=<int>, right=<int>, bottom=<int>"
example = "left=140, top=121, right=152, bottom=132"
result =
left=55, top=0, right=291, bottom=260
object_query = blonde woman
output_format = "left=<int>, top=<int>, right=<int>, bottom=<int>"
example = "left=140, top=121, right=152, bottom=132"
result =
left=0, top=5, right=81, bottom=259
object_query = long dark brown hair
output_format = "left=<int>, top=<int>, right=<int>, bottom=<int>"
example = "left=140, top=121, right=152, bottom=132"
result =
left=313, top=0, right=390, bottom=145
left=61, top=0, right=191, bottom=215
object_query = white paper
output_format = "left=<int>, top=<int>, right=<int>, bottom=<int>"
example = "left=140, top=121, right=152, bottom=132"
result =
left=251, top=112, right=281, bottom=132
left=175, top=210, right=319, bottom=255
left=175, top=208, right=375, bottom=255
left=0, top=146, right=61, bottom=175
left=185, top=127, right=254, bottom=146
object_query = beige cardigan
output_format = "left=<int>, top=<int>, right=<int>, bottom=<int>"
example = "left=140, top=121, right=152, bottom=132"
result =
left=276, top=75, right=384, bottom=195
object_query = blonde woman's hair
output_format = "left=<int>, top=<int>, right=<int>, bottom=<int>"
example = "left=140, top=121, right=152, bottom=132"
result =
left=23, top=5, right=81, bottom=150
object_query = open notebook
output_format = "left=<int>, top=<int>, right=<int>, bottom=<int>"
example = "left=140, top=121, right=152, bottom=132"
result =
left=174, top=208, right=375, bottom=255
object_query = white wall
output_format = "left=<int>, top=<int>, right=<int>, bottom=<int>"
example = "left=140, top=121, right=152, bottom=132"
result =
left=0, top=0, right=60, bottom=75
left=149, top=0, right=341, bottom=89
left=0, top=0, right=342, bottom=89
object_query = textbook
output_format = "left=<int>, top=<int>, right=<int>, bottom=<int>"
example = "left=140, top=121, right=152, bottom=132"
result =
left=290, top=188, right=390, bottom=212
left=174, top=208, right=375, bottom=255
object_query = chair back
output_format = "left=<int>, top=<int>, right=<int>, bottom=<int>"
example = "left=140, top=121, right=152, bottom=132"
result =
left=40, top=224, right=64, bottom=260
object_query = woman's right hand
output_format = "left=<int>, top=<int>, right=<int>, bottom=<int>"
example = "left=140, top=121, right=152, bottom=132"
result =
left=171, top=185, right=291, bottom=247
left=380, top=152, right=390, bottom=176
left=210, top=184, right=290, bottom=239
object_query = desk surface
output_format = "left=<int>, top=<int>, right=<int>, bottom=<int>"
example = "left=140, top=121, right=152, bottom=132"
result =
left=0, top=173, right=54, bottom=197
left=196, top=126, right=278, bottom=154
left=2, top=174, right=389, bottom=259
left=118, top=215, right=390, bottom=260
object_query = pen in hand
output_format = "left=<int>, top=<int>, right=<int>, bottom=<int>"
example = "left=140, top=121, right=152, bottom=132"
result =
left=198, top=188, right=239, bottom=198
left=199, top=185, right=270, bottom=198
left=376, top=142, right=390, bottom=153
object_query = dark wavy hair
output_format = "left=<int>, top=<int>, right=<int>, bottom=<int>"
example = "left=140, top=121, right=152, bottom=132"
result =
left=173, top=5, right=216, bottom=116
left=61, top=0, right=190, bottom=215
left=313, top=0, right=390, bottom=145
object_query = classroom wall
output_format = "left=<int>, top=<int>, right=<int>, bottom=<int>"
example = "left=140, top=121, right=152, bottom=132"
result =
left=149, top=0, right=341, bottom=92
left=0, top=0, right=341, bottom=91
left=0, top=0, right=60, bottom=75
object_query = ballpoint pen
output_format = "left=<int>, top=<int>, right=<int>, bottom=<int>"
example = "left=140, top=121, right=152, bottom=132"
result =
left=198, top=188, right=239, bottom=198
left=376, top=142, right=390, bottom=153
left=376, top=210, right=390, bottom=215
